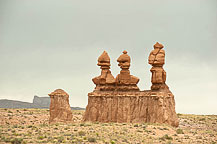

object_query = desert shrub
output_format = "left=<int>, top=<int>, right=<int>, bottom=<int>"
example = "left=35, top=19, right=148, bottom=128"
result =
left=8, top=110, right=13, bottom=113
left=160, top=134, right=173, bottom=141
left=137, top=130, right=143, bottom=133
left=39, top=123, right=48, bottom=127
left=110, top=140, right=115, bottom=144
left=80, top=123, right=85, bottom=126
left=177, top=113, right=182, bottom=116
left=1, top=136, right=11, bottom=143
left=176, top=129, right=184, bottom=134
left=57, top=136, right=64, bottom=143
left=11, top=138, right=25, bottom=144
left=12, top=125, right=18, bottom=128
left=37, top=136, right=44, bottom=140
left=163, top=127, right=169, bottom=130
left=134, top=124, right=139, bottom=127
left=88, top=137, right=96, bottom=142
left=199, top=118, right=206, bottom=121
left=78, top=131, right=86, bottom=136
left=27, top=125, right=33, bottom=128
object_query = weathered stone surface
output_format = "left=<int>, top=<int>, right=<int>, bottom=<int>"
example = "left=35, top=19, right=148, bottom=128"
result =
left=83, top=91, right=179, bottom=127
left=84, top=47, right=179, bottom=127
left=49, top=89, right=72, bottom=123
left=92, top=51, right=116, bottom=91
left=148, top=42, right=169, bottom=90
left=115, top=50, right=140, bottom=91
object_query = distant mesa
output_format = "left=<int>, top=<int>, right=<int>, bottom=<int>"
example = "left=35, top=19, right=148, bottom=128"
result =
left=33, top=96, right=50, bottom=108
left=0, top=95, right=85, bottom=110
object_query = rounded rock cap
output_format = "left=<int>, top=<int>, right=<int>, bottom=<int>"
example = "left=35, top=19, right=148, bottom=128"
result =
left=48, top=89, right=69, bottom=97
left=117, top=50, right=131, bottom=63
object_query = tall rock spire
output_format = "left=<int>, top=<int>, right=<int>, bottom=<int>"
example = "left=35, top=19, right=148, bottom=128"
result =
left=148, top=42, right=169, bottom=90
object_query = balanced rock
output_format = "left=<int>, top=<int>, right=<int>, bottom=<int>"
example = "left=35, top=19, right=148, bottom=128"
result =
left=148, top=42, right=169, bottom=90
left=49, top=89, right=72, bottom=123
left=92, top=51, right=116, bottom=91
left=115, top=50, right=140, bottom=91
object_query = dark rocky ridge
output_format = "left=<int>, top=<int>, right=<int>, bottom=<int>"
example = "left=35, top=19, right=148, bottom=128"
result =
left=0, top=96, right=85, bottom=110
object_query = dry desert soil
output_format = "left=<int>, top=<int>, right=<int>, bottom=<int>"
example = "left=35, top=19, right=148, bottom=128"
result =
left=0, top=108, right=216, bottom=144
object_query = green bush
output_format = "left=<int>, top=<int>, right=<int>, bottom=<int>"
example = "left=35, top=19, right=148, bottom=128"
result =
left=37, top=136, right=44, bottom=140
left=160, top=134, right=173, bottom=141
left=78, top=131, right=86, bottom=136
left=176, top=129, right=184, bottom=134
left=110, top=140, right=115, bottom=144
left=11, top=138, right=24, bottom=144
left=88, top=137, right=96, bottom=142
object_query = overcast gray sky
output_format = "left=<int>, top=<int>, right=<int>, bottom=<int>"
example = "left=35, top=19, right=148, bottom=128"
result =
left=0, top=0, right=216, bottom=114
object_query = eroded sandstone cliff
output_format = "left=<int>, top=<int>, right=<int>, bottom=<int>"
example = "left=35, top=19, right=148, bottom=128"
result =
left=83, top=91, right=179, bottom=127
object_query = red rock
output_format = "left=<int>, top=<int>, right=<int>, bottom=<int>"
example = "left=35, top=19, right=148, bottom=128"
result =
left=83, top=46, right=179, bottom=127
left=84, top=91, right=179, bottom=127
left=115, top=50, right=140, bottom=91
left=148, top=42, right=169, bottom=90
left=92, top=51, right=116, bottom=91
left=48, top=89, right=72, bottom=123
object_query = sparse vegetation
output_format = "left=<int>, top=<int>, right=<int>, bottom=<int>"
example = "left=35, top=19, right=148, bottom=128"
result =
left=0, top=108, right=216, bottom=143
left=160, top=134, right=173, bottom=141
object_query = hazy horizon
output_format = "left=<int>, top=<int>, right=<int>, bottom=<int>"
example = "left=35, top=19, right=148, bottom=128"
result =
left=0, top=0, right=217, bottom=115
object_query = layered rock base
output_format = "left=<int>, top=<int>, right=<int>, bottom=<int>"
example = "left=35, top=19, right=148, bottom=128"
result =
left=83, top=90, right=179, bottom=127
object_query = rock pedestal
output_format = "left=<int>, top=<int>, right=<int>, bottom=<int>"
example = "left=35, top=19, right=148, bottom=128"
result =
left=83, top=91, right=179, bottom=127
left=49, top=89, right=72, bottom=123
left=83, top=45, right=179, bottom=127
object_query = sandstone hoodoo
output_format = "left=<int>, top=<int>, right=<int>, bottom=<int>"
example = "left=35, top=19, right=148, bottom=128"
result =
left=116, top=50, right=140, bottom=91
left=148, top=42, right=169, bottom=91
left=49, top=89, right=72, bottom=123
left=83, top=43, right=179, bottom=127
left=92, top=51, right=116, bottom=91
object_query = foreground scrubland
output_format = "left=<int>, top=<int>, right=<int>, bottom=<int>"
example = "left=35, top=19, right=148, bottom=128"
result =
left=0, top=108, right=216, bottom=144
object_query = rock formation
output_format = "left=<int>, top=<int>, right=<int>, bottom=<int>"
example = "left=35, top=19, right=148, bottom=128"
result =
left=115, top=51, right=140, bottom=91
left=148, top=42, right=169, bottom=91
left=33, top=96, right=50, bottom=108
left=49, top=89, right=72, bottom=123
left=92, top=51, right=116, bottom=91
left=84, top=91, right=178, bottom=127
left=83, top=45, right=179, bottom=127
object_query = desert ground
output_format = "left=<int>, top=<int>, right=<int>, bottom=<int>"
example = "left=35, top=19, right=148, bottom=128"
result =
left=0, top=108, right=216, bottom=144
